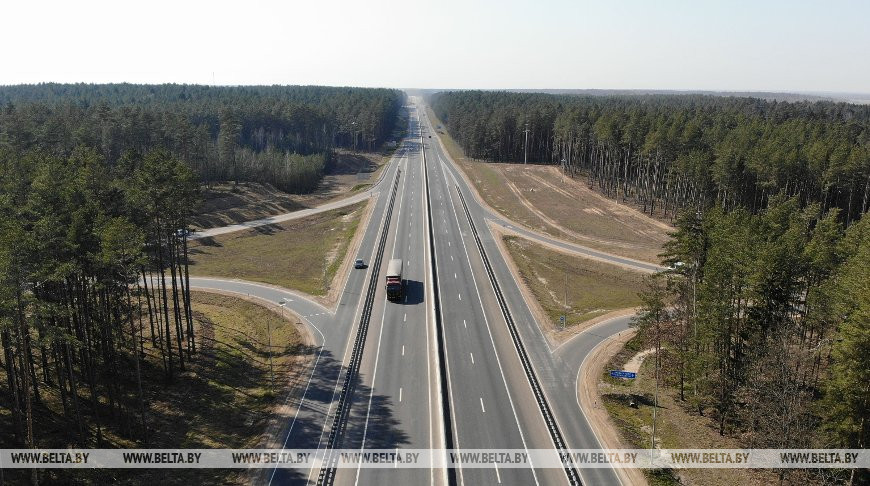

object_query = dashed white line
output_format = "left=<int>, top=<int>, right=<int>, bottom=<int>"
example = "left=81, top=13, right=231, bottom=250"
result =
left=463, top=319, right=467, bottom=328
left=494, top=463, right=502, bottom=483
left=470, top=352, right=475, bottom=365
left=399, top=387, right=403, bottom=402
left=450, top=255, right=454, bottom=261
left=454, top=272, right=457, bottom=279
left=458, top=293, right=462, bottom=301
left=402, top=345, right=405, bottom=356
left=404, top=313, right=407, bottom=322
left=479, top=397, right=486, bottom=413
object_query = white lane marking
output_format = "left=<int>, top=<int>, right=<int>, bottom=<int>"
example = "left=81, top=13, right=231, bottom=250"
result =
left=448, top=241, right=451, bottom=246
left=470, top=352, right=475, bottom=365
left=450, top=255, right=454, bottom=261
left=454, top=273, right=457, bottom=279
left=399, top=387, right=403, bottom=402
left=479, top=397, right=486, bottom=413
left=463, top=319, right=467, bottom=328
left=402, top=345, right=405, bottom=356
left=458, top=293, right=461, bottom=301
left=440, top=173, right=541, bottom=485
left=494, top=463, right=502, bottom=483
left=404, top=313, right=407, bottom=322
left=354, top=149, right=408, bottom=485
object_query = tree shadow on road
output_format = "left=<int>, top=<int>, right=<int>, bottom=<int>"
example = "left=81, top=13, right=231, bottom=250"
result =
left=264, top=346, right=411, bottom=485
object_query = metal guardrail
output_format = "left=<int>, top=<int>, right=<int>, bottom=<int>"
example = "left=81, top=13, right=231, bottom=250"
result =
left=455, top=186, right=583, bottom=486
left=422, top=137, right=458, bottom=486
left=317, top=166, right=402, bottom=486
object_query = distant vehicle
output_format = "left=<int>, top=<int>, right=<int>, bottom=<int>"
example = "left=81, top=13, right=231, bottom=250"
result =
left=354, top=258, right=367, bottom=269
left=385, top=258, right=403, bottom=301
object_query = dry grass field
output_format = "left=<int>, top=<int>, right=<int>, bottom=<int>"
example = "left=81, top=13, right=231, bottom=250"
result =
left=0, top=291, right=309, bottom=485
left=427, top=106, right=672, bottom=264
left=188, top=201, right=366, bottom=297
left=503, top=235, right=646, bottom=327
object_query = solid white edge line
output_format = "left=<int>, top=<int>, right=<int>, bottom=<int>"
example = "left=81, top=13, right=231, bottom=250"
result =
left=422, top=111, right=457, bottom=486
left=307, top=125, right=406, bottom=484
left=354, top=133, right=410, bottom=486
left=436, top=134, right=539, bottom=486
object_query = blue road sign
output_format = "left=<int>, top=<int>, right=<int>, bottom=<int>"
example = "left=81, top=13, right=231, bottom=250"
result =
left=610, top=370, right=637, bottom=379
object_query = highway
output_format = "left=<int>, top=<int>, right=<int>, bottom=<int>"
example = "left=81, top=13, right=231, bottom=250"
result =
left=186, top=98, right=646, bottom=486
left=418, top=97, right=627, bottom=486
left=334, top=105, right=442, bottom=486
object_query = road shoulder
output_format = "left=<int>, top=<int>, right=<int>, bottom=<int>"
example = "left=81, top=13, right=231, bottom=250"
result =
left=577, top=327, right=649, bottom=486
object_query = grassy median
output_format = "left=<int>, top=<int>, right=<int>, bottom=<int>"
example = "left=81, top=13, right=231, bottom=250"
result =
left=189, top=201, right=366, bottom=296
left=503, top=235, right=645, bottom=327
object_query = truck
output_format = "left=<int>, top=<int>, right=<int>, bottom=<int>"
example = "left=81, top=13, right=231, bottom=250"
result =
left=385, top=258, right=403, bottom=301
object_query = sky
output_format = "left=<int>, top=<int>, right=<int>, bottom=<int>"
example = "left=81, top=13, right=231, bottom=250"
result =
left=2, top=0, right=868, bottom=93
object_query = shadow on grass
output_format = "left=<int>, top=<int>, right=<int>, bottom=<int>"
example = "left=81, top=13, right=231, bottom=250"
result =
left=1, top=295, right=413, bottom=486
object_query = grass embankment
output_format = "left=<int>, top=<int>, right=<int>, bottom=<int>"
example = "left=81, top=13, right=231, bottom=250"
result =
left=191, top=151, right=385, bottom=230
left=426, top=106, right=670, bottom=264
left=189, top=201, right=366, bottom=296
left=600, top=335, right=777, bottom=486
left=503, top=235, right=645, bottom=327
left=0, top=291, right=307, bottom=485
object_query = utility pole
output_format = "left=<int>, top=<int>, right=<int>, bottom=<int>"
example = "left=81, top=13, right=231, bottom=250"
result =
left=270, top=302, right=284, bottom=394
left=651, top=333, right=660, bottom=463
left=523, top=122, right=530, bottom=164
left=563, top=268, right=569, bottom=329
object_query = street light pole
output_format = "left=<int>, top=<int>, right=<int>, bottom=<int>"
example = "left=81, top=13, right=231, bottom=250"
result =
left=351, top=121, right=357, bottom=151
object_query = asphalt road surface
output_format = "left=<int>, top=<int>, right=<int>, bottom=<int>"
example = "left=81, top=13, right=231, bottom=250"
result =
left=186, top=99, right=652, bottom=485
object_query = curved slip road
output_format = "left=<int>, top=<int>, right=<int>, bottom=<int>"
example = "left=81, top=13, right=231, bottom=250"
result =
left=182, top=99, right=657, bottom=486
left=419, top=98, right=638, bottom=485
